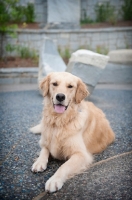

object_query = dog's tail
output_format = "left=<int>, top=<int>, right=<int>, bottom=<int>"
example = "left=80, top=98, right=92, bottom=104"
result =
left=29, top=124, right=41, bottom=134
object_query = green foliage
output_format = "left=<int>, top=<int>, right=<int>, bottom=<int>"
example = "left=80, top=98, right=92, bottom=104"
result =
left=25, top=3, right=35, bottom=23
left=58, top=47, right=71, bottom=60
left=81, top=17, right=94, bottom=24
left=95, top=45, right=109, bottom=55
left=108, top=14, right=117, bottom=25
left=17, top=45, right=39, bottom=63
left=0, top=0, right=35, bottom=30
left=16, top=45, right=32, bottom=58
left=11, top=5, right=25, bottom=22
left=0, top=0, right=18, bottom=57
left=11, top=3, right=35, bottom=23
left=122, top=0, right=132, bottom=20
left=81, top=9, right=94, bottom=24
left=0, top=1, right=9, bottom=26
left=5, top=44, right=16, bottom=55
left=63, top=48, right=71, bottom=59
left=5, top=44, right=38, bottom=62
left=0, top=0, right=35, bottom=57
left=0, top=0, right=17, bottom=33
left=95, top=2, right=115, bottom=22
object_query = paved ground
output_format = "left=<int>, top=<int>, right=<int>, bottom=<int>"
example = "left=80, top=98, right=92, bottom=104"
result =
left=0, top=81, right=132, bottom=200
left=0, top=46, right=132, bottom=200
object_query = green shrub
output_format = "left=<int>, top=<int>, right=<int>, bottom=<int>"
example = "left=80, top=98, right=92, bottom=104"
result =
left=58, top=47, right=71, bottom=60
left=122, top=0, right=132, bottom=20
left=5, top=44, right=16, bottom=56
left=95, top=2, right=115, bottom=22
left=5, top=44, right=38, bottom=62
left=96, top=45, right=109, bottom=55
left=11, top=5, right=25, bottom=22
left=81, top=17, right=94, bottom=24
left=15, top=45, right=38, bottom=59
left=25, top=3, right=35, bottom=23
left=0, top=0, right=18, bottom=57
left=0, top=0, right=35, bottom=58
left=10, top=2, right=35, bottom=23
left=16, top=46, right=31, bottom=58
left=63, top=48, right=71, bottom=59
left=58, top=47, right=71, bottom=64
left=81, top=9, right=94, bottom=24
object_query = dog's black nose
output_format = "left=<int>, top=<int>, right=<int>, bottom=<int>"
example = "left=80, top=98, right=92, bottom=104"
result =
left=56, top=93, right=65, bottom=102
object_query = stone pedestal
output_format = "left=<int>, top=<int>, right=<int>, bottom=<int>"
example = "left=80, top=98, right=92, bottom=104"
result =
left=46, top=0, right=80, bottom=29
left=38, top=38, right=66, bottom=82
left=67, top=50, right=109, bottom=94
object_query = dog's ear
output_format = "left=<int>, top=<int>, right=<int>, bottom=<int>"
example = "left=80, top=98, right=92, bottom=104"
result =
left=75, top=79, right=89, bottom=103
left=39, top=75, right=50, bottom=97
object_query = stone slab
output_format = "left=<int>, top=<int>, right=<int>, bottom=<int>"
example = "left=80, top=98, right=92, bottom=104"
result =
left=47, top=0, right=80, bottom=29
left=38, top=38, right=66, bottom=81
left=68, top=50, right=109, bottom=69
left=108, top=49, right=132, bottom=64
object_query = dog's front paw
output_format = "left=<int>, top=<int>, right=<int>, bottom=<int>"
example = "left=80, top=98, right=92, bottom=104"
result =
left=45, top=175, right=64, bottom=193
left=31, top=159, right=47, bottom=172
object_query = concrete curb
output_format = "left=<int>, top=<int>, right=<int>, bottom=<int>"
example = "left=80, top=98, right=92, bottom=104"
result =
left=0, top=67, right=38, bottom=84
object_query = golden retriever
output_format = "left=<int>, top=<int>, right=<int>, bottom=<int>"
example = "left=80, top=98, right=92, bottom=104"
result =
left=30, top=72, right=115, bottom=193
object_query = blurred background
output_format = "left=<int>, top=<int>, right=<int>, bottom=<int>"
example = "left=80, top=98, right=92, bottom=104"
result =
left=0, top=0, right=132, bottom=68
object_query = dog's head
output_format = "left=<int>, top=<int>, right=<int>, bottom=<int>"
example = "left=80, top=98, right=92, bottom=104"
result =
left=40, top=72, right=89, bottom=114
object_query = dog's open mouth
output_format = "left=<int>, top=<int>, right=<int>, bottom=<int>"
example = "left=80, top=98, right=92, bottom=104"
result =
left=54, top=104, right=68, bottom=114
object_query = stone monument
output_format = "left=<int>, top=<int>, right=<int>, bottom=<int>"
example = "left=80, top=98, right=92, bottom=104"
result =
left=46, top=0, right=80, bottom=29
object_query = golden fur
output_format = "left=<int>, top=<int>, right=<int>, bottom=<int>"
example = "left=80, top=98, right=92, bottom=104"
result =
left=30, top=72, right=115, bottom=193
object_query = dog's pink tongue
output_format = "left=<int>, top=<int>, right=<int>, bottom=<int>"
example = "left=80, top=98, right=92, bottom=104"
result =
left=54, top=105, right=65, bottom=113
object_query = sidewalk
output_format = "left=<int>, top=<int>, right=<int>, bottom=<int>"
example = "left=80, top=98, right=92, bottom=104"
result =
left=0, top=61, right=132, bottom=199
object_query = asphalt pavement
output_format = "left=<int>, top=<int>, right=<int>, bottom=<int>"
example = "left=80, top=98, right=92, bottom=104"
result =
left=0, top=80, right=132, bottom=199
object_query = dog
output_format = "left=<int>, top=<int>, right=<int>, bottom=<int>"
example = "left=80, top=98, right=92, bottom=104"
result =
left=30, top=72, right=115, bottom=193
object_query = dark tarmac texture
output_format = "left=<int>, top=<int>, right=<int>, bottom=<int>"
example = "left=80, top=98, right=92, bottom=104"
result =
left=0, top=88, right=132, bottom=200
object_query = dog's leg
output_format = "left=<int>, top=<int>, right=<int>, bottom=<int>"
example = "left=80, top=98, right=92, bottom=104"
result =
left=31, top=147, right=49, bottom=172
left=45, top=152, right=93, bottom=193
left=30, top=124, right=41, bottom=134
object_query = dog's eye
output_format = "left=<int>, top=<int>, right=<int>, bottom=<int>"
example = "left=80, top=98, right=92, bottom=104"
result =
left=52, top=82, right=58, bottom=86
left=68, top=85, right=73, bottom=88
